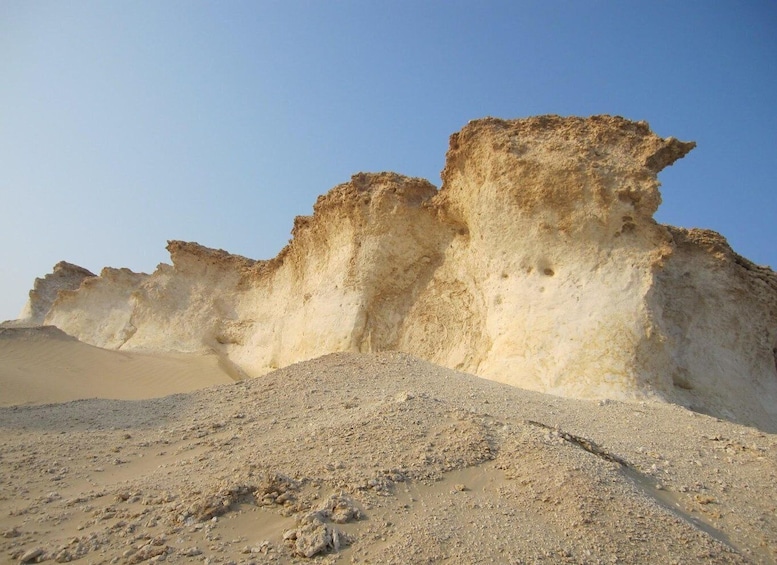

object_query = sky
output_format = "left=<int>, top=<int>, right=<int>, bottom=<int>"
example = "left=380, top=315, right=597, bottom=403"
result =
left=1, top=1, right=775, bottom=321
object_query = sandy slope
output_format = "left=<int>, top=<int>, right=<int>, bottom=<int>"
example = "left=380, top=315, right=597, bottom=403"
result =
left=0, top=326, right=234, bottom=407
left=1, top=343, right=776, bottom=564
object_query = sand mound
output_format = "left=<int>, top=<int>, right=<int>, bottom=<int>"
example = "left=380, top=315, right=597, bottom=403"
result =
left=0, top=326, right=233, bottom=407
left=1, top=352, right=774, bottom=563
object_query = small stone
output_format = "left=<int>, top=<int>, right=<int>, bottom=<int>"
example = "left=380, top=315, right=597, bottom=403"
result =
left=694, top=494, right=716, bottom=505
left=394, top=391, right=414, bottom=403
left=19, top=548, right=45, bottom=563
left=294, top=523, right=331, bottom=558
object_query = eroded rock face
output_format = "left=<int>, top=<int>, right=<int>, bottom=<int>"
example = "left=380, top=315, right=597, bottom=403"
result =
left=16, top=262, right=95, bottom=325
left=654, top=228, right=777, bottom=428
left=402, top=116, right=698, bottom=398
left=44, top=267, right=150, bottom=349
left=24, top=115, right=777, bottom=430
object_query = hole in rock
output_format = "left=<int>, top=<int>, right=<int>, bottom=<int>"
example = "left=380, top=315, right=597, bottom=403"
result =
left=672, top=370, right=694, bottom=390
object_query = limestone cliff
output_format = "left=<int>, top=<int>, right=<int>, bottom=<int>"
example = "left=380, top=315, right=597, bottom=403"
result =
left=23, top=115, right=777, bottom=431
left=15, top=262, right=95, bottom=325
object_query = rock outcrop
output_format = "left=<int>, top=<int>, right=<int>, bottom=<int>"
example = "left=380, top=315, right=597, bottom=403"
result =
left=21, top=115, right=777, bottom=430
left=15, top=262, right=95, bottom=325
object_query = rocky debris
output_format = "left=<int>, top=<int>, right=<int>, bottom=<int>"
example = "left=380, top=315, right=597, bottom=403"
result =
left=51, top=541, right=90, bottom=563
left=361, top=469, right=408, bottom=495
left=17, top=548, right=45, bottom=563
left=126, top=538, right=170, bottom=563
left=1, top=352, right=774, bottom=563
left=315, top=493, right=362, bottom=524
left=2, top=528, right=21, bottom=539
left=186, top=484, right=257, bottom=522
left=525, top=419, right=629, bottom=466
left=284, top=494, right=361, bottom=558
left=255, top=473, right=301, bottom=512
left=181, top=474, right=303, bottom=525
left=287, top=512, right=350, bottom=558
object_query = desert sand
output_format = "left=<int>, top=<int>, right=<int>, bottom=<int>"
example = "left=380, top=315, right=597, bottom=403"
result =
left=3, top=115, right=776, bottom=563
left=1, top=328, right=775, bottom=564
left=0, top=326, right=234, bottom=408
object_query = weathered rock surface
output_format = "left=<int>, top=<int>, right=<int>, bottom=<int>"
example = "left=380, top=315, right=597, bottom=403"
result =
left=20, top=115, right=777, bottom=430
left=14, top=261, right=95, bottom=325
left=286, top=494, right=359, bottom=557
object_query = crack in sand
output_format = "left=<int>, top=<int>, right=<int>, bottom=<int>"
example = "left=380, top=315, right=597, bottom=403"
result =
left=523, top=418, right=767, bottom=562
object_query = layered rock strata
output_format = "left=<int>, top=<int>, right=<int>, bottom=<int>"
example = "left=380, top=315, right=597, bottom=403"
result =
left=18, top=115, right=777, bottom=430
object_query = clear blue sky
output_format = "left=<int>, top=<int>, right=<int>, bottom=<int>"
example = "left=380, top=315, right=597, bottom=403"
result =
left=1, top=1, right=775, bottom=321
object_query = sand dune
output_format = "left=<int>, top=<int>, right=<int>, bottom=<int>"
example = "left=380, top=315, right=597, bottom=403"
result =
left=0, top=326, right=233, bottom=407
left=1, top=349, right=775, bottom=563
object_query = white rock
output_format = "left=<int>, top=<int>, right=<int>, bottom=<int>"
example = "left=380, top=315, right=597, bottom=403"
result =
left=26, top=115, right=777, bottom=431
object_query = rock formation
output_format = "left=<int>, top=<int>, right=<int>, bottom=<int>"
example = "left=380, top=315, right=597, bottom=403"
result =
left=16, top=115, right=777, bottom=430
left=15, top=261, right=95, bottom=325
